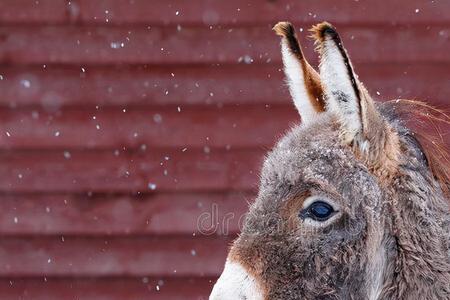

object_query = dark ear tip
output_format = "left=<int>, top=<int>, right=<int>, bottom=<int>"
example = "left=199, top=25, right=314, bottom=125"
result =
left=322, top=26, right=337, bottom=38
left=310, top=22, right=338, bottom=41
left=273, top=21, right=295, bottom=38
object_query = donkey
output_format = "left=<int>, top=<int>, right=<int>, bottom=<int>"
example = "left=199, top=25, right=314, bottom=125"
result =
left=210, top=22, right=450, bottom=299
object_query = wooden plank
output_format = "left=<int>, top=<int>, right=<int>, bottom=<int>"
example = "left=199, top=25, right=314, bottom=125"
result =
left=0, top=149, right=262, bottom=193
left=0, top=0, right=67, bottom=25
left=0, top=277, right=215, bottom=300
left=357, top=63, right=450, bottom=107
left=0, top=64, right=289, bottom=107
left=0, top=64, right=447, bottom=108
left=0, top=0, right=447, bottom=26
left=77, top=0, right=450, bottom=26
left=0, top=106, right=295, bottom=149
left=0, top=236, right=229, bottom=277
left=0, top=192, right=250, bottom=235
left=0, top=25, right=447, bottom=65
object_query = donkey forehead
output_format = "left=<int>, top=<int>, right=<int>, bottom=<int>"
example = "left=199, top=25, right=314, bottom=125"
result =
left=260, top=114, right=382, bottom=203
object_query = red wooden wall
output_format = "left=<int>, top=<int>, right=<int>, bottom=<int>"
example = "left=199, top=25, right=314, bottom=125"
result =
left=0, top=0, right=448, bottom=299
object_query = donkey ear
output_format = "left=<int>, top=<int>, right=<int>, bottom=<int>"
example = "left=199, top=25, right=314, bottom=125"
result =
left=312, top=22, right=400, bottom=175
left=273, top=22, right=325, bottom=124
left=311, top=22, right=365, bottom=144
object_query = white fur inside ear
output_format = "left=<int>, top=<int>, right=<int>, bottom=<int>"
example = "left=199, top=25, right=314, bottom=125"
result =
left=320, top=39, right=361, bottom=141
left=281, top=41, right=318, bottom=124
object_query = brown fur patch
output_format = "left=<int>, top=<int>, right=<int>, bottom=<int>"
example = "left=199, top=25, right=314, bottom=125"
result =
left=228, top=240, right=269, bottom=298
left=304, top=64, right=326, bottom=113
left=280, top=191, right=311, bottom=231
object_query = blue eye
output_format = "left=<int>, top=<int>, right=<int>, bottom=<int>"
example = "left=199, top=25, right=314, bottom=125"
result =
left=300, top=201, right=335, bottom=222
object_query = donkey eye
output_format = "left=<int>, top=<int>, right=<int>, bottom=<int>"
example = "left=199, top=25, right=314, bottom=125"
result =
left=300, top=201, right=335, bottom=222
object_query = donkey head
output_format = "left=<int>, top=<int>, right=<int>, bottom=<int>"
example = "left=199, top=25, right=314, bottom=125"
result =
left=210, top=22, right=450, bottom=299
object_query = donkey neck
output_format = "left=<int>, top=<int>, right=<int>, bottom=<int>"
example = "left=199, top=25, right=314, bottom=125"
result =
left=382, top=171, right=450, bottom=299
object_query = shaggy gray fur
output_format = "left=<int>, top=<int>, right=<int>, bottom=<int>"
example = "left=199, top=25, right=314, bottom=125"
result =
left=232, top=110, right=450, bottom=299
